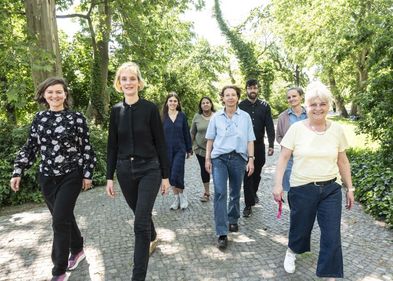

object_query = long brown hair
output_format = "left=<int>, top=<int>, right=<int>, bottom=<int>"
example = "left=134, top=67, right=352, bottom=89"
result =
left=162, top=91, right=182, bottom=120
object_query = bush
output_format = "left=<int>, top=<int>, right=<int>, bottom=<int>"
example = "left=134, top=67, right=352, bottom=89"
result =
left=347, top=148, right=393, bottom=228
left=0, top=121, right=108, bottom=207
left=0, top=121, right=42, bottom=206
left=88, top=123, right=108, bottom=187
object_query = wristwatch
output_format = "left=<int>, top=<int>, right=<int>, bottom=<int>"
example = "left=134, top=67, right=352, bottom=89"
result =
left=248, top=156, right=255, bottom=160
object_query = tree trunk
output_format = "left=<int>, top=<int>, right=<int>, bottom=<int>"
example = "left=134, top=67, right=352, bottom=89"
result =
left=86, top=0, right=111, bottom=125
left=352, top=48, right=369, bottom=116
left=328, top=68, right=349, bottom=118
left=24, top=0, right=62, bottom=89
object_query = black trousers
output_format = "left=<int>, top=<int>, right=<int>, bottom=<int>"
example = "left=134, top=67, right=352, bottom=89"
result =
left=39, top=169, right=84, bottom=276
left=196, top=154, right=210, bottom=184
left=243, top=142, right=266, bottom=207
left=116, top=157, right=161, bottom=281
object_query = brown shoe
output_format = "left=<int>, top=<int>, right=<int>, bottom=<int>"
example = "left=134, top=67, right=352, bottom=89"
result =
left=149, top=238, right=159, bottom=256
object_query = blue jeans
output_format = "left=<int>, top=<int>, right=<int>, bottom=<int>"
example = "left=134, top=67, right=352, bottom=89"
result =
left=282, top=155, right=293, bottom=192
left=288, top=182, right=343, bottom=278
left=212, top=152, right=246, bottom=236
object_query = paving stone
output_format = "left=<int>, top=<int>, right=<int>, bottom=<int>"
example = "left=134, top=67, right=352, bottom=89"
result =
left=0, top=142, right=392, bottom=280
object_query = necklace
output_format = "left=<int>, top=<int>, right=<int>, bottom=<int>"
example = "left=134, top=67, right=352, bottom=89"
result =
left=310, top=122, right=327, bottom=135
left=202, top=111, right=212, bottom=117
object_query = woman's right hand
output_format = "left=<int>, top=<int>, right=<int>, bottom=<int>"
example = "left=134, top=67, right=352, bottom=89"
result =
left=160, top=178, right=170, bottom=195
left=205, top=159, right=212, bottom=174
left=106, top=180, right=115, bottom=198
left=272, top=185, right=284, bottom=203
left=10, top=177, right=21, bottom=192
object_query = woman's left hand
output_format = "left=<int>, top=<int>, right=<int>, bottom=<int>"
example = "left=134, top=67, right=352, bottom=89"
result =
left=82, top=179, right=93, bottom=191
left=161, top=178, right=170, bottom=195
left=345, top=190, right=355, bottom=210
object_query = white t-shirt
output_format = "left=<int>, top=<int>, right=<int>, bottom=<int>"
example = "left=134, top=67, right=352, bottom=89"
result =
left=281, top=121, right=349, bottom=187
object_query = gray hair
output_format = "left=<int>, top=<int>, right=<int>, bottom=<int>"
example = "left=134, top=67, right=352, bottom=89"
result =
left=305, top=81, right=333, bottom=107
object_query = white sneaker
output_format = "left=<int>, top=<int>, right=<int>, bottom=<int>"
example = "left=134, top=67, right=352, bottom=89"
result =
left=284, top=248, right=296, bottom=273
left=170, top=194, right=180, bottom=210
left=179, top=193, right=188, bottom=209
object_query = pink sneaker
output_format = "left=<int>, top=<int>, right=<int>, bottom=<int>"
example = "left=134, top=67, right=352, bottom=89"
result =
left=67, top=250, right=86, bottom=271
left=51, top=273, right=69, bottom=281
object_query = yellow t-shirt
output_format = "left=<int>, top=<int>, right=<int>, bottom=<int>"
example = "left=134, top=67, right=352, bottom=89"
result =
left=281, top=121, right=349, bottom=187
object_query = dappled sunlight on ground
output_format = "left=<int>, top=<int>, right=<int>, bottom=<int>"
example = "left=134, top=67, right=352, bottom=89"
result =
left=86, top=245, right=105, bottom=281
left=9, top=211, right=51, bottom=225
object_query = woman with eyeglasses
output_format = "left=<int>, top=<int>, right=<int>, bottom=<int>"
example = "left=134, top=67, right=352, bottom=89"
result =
left=273, top=82, right=355, bottom=280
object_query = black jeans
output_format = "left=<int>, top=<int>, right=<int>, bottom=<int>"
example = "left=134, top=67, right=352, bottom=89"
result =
left=39, top=169, right=84, bottom=276
left=116, top=157, right=161, bottom=281
left=196, top=154, right=210, bottom=184
left=243, top=142, right=266, bottom=207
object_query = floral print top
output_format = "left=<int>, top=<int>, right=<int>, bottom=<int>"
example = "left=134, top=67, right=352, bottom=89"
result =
left=12, top=110, right=96, bottom=179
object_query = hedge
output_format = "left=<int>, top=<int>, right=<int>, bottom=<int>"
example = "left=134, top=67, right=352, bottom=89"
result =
left=0, top=121, right=107, bottom=207
left=347, top=148, right=393, bottom=228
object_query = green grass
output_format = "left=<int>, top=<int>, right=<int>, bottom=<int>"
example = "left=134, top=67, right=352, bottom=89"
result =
left=329, top=116, right=380, bottom=150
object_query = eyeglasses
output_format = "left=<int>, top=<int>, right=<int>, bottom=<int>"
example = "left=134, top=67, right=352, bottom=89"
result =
left=308, top=102, right=328, bottom=108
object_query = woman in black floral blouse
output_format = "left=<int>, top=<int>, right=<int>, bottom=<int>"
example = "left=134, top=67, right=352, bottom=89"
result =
left=10, top=77, right=96, bottom=281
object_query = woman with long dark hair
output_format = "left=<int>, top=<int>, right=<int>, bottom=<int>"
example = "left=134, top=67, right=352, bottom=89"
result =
left=162, top=92, right=192, bottom=210
left=190, top=96, right=215, bottom=202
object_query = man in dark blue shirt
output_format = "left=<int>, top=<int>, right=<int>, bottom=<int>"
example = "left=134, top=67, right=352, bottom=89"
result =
left=239, top=79, right=275, bottom=217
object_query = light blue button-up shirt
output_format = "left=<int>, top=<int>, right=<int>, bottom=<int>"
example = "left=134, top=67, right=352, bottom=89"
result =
left=288, top=106, right=307, bottom=125
left=205, top=107, right=256, bottom=161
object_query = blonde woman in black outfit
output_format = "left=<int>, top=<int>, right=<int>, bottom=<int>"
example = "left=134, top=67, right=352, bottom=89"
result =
left=10, top=77, right=97, bottom=281
left=106, top=62, right=170, bottom=281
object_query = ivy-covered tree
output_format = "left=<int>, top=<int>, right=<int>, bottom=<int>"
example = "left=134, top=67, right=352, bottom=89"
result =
left=214, top=0, right=261, bottom=81
left=357, top=14, right=393, bottom=158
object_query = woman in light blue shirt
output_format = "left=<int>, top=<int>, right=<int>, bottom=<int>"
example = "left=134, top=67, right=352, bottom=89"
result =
left=276, top=87, right=307, bottom=191
left=205, top=85, right=255, bottom=249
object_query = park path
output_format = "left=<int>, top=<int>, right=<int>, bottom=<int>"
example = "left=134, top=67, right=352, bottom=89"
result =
left=0, top=142, right=392, bottom=281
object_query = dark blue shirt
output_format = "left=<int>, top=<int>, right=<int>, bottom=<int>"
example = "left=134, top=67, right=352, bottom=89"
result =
left=163, top=111, right=192, bottom=153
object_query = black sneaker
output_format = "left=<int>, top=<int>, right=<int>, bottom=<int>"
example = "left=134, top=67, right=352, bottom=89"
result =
left=243, top=206, right=252, bottom=217
left=254, top=194, right=260, bottom=204
left=229, top=223, right=239, bottom=232
left=217, top=235, right=228, bottom=249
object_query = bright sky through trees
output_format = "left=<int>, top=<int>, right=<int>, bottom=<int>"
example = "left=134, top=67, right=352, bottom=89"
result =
left=58, top=0, right=265, bottom=46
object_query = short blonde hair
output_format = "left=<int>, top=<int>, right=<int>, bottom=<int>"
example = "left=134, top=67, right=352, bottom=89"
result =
left=305, top=81, right=332, bottom=107
left=113, top=62, right=145, bottom=92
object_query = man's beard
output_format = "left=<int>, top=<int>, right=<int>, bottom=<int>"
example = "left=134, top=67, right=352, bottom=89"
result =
left=247, top=92, right=257, bottom=100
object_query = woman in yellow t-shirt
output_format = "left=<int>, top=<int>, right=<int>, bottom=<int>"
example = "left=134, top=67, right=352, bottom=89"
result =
left=273, top=82, right=355, bottom=280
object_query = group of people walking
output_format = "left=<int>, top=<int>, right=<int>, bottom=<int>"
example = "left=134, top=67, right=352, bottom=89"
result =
left=9, top=61, right=355, bottom=281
